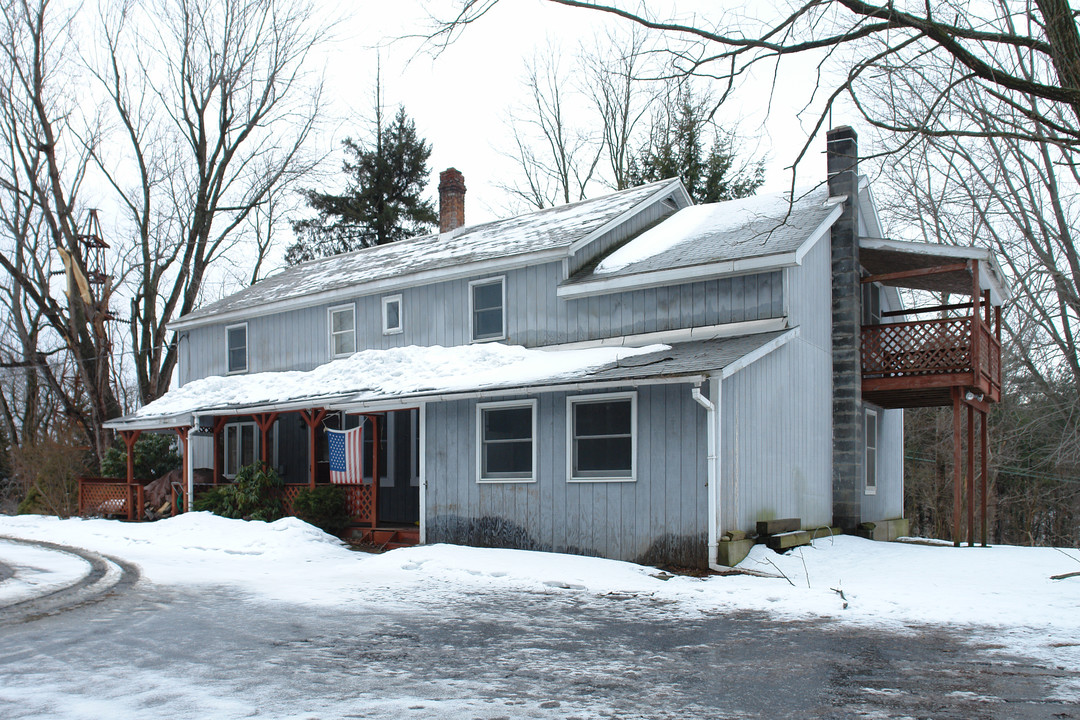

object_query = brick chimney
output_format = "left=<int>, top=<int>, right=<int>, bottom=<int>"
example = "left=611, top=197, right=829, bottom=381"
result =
left=827, top=125, right=864, bottom=533
left=438, top=168, right=466, bottom=233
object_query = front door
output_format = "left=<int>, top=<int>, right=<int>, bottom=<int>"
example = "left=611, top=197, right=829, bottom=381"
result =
left=369, top=409, right=420, bottom=526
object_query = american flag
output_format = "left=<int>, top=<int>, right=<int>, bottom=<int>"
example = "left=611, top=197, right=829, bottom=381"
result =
left=327, top=426, right=363, bottom=484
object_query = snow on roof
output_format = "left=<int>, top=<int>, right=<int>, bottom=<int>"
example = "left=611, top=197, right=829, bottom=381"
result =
left=111, top=343, right=668, bottom=426
left=178, top=179, right=679, bottom=327
left=107, top=332, right=792, bottom=428
left=588, top=186, right=839, bottom=278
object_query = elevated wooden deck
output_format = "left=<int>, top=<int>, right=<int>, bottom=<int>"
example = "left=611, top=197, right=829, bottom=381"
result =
left=861, top=314, right=1001, bottom=409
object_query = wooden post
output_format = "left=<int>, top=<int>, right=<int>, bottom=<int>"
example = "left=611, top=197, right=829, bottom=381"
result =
left=966, top=403, right=975, bottom=547
left=970, top=260, right=980, bottom=385
left=952, top=388, right=962, bottom=547
left=363, top=414, right=380, bottom=528
left=120, top=430, right=142, bottom=485
left=253, top=412, right=279, bottom=464
left=175, top=426, right=190, bottom=513
left=980, top=409, right=989, bottom=547
left=300, top=408, right=328, bottom=489
left=213, top=417, right=228, bottom=485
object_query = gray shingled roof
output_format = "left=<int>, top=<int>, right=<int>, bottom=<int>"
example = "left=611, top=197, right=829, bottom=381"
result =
left=564, top=186, right=839, bottom=286
left=178, top=178, right=680, bottom=325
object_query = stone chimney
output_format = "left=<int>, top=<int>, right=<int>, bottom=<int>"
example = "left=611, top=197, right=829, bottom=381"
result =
left=438, top=168, right=466, bottom=233
left=827, top=126, right=864, bottom=533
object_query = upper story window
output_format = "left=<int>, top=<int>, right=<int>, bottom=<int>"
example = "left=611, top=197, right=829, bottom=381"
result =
left=470, top=276, right=505, bottom=342
left=477, top=400, right=536, bottom=482
left=382, top=294, right=402, bottom=335
left=329, top=304, right=356, bottom=358
left=567, top=392, right=636, bottom=482
left=865, top=409, right=878, bottom=495
left=226, top=323, right=247, bottom=374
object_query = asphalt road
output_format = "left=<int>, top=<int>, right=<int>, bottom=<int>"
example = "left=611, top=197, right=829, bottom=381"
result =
left=0, top=540, right=1074, bottom=720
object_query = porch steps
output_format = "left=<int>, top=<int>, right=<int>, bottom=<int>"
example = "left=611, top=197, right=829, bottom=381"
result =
left=359, top=527, right=420, bottom=550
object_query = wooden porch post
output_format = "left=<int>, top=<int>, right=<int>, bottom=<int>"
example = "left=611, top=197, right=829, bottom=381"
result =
left=120, top=430, right=142, bottom=485
left=966, top=403, right=975, bottom=546
left=952, top=388, right=962, bottom=547
left=970, top=260, right=981, bottom=384
left=213, top=417, right=228, bottom=485
left=253, top=412, right=279, bottom=464
left=176, top=426, right=190, bottom=513
left=300, top=408, right=328, bottom=489
left=980, top=409, right=989, bottom=547
left=363, top=414, right=379, bottom=528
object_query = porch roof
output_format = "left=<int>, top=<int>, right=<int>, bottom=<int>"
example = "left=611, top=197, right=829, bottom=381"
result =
left=859, top=238, right=1010, bottom=305
left=104, top=330, right=794, bottom=430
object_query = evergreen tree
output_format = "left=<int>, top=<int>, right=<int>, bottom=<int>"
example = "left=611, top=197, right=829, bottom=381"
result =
left=286, top=105, right=437, bottom=264
left=629, top=87, right=764, bottom=204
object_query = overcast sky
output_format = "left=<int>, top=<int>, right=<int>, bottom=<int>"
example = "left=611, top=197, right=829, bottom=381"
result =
left=317, top=1, right=846, bottom=224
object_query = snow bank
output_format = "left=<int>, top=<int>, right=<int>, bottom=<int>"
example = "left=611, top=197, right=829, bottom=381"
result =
left=2, top=514, right=1078, bottom=669
left=132, top=342, right=665, bottom=420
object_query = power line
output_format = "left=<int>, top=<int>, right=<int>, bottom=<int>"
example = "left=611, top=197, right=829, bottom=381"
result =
left=905, top=453, right=1080, bottom=485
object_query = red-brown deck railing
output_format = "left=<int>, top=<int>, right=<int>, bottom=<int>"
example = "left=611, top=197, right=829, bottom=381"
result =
left=78, top=477, right=146, bottom=521
left=861, top=315, right=1001, bottom=399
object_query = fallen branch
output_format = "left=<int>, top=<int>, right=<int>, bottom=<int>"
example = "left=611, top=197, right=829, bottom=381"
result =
left=1050, top=571, right=1080, bottom=581
left=831, top=586, right=849, bottom=609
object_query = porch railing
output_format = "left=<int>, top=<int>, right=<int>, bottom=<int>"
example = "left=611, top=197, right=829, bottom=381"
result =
left=861, top=315, right=1001, bottom=394
left=280, top=483, right=376, bottom=525
left=78, top=477, right=146, bottom=521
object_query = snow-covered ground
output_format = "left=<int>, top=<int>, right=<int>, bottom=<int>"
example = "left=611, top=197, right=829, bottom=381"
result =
left=1, top=513, right=1078, bottom=696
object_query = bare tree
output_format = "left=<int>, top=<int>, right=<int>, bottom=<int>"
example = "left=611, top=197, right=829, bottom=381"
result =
left=432, top=0, right=1080, bottom=165
left=498, top=48, right=602, bottom=210
left=90, top=0, right=326, bottom=405
left=0, top=0, right=120, bottom=464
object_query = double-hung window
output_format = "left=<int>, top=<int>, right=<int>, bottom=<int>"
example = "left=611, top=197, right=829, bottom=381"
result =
left=329, top=304, right=356, bottom=358
left=382, top=295, right=402, bottom=335
left=477, top=400, right=536, bottom=482
left=469, top=277, right=505, bottom=342
left=568, top=393, right=636, bottom=482
left=226, top=323, right=247, bottom=374
left=865, top=409, right=878, bottom=495
left=224, top=422, right=258, bottom=478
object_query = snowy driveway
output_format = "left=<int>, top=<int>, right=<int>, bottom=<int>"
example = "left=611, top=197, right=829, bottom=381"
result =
left=0, top=514, right=1077, bottom=719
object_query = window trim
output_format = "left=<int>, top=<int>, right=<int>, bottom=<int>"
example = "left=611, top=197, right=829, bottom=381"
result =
left=225, top=322, right=248, bottom=375
left=468, top=276, right=507, bottom=343
left=566, top=391, right=637, bottom=483
left=865, top=408, right=878, bottom=495
left=381, top=294, right=403, bottom=335
left=476, top=399, right=537, bottom=484
left=328, top=303, right=357, bottom=359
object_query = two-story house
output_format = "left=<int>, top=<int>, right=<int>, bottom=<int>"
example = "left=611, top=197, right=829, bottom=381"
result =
left=102, top=127, right=1008, bottom=568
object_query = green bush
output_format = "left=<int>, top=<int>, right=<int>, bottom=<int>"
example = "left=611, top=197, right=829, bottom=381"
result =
left=293, top=485, right=351, bottom=535
left=100, top=433, right=181, bottom=480
left=193, top=462, right=283, bottom=522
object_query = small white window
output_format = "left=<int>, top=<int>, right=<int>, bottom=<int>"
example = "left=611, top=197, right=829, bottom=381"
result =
left=328, top=304, right=356, bottom=358
left=567, top=392, right=636, bottom=482
left=382, top=295, right=403, bottom=335
left=469, top=276, right=505, bottom=342
left=865, top=409, right=878, bottom=495
left=477, top=400, right=536, bottom=483
left=226, top=323, right=247, bottom=374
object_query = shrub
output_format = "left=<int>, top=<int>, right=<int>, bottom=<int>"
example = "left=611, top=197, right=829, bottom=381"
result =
left=12, top=430, right=90, bottom=518
left=100, top=433, right=181, bottom=480
left=293, top=485, right=351, bottom=535
left=193, top=462, right=283, bottom=522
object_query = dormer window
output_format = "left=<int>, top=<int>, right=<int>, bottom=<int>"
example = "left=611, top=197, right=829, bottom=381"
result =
left=226, top=323, right=247, bottom=374
left=329, top=304, right=356, bottom=358
left=470, top=276, right=505, bottom=342
left=382, top=295, right=402, bottom=335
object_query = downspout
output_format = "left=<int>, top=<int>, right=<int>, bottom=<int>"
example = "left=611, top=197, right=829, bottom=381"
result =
left=692, top=382, right=721, bottom=569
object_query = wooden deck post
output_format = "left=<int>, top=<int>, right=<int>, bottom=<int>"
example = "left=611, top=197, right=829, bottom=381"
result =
left=120, top=430, right=142, bottom=485
left=980, top=409, right=989, bottom=547
left=966, top=403, right=975, bottom=546
left=176, top=426, right=190, bottom=513
left=300, top=408, right=327, bottom=489
left=952, top=388, right=962, bottom=547
left=253, top=412, right=279, bottom=464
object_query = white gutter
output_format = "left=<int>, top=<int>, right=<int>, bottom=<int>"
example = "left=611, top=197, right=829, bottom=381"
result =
left=691, top=384, right=720, bottom=569
left=537, top=318, right=786, bottom=352
left=186, top=434, right=195, bottom=513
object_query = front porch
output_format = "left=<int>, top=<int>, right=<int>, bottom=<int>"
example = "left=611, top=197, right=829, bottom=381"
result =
left=83, top=406, right=421, bottom=545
